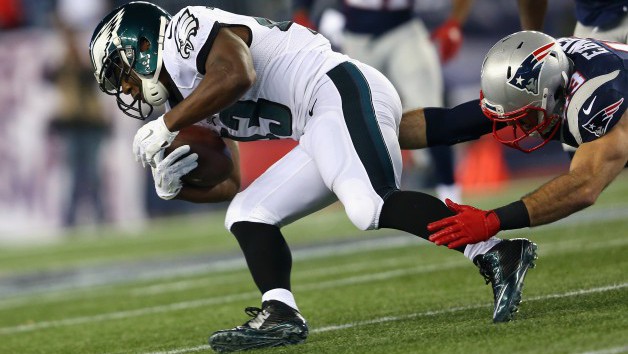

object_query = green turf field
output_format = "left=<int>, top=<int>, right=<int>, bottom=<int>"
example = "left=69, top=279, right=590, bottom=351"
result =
left=0, top=174, right=627, bottom=354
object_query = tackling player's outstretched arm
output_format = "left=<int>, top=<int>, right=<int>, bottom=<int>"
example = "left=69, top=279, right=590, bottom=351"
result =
left=164, top=26, right=256, bottom=132
left=398, top=108, right=428, bottom=149
left=176, top=139, right=242, bottom=203
left=398, top=99, right=495, bottom=149
left=428, top=113, right=628, bottom=248
left=523, top=112, right=628, bottom=225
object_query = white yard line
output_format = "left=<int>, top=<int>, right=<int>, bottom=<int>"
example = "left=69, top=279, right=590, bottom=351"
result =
left=143, top=282, right=628, bottom=354
left=144, top=345, right=212, bottom=354
left=579, top=346, right=628, bottom=354
left=1, top=262, right=625, bottom=337
left=0, top=235, right=419, bottom=308
left=1, top=204, right=627, bottom=308
left=0, top=261, right=466, bottom=335
left=3, top=233, right=627, bottom=311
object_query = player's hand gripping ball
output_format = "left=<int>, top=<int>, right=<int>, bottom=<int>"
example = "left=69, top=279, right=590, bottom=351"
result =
left=164, top=124, right=234, bottom=188
left=152, top=145, right=198, bottom=200
left=133, top=115, right=179, bottom=168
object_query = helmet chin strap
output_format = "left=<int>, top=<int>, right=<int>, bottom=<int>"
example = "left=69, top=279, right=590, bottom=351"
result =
left=142, top=16, right=169, bottom=106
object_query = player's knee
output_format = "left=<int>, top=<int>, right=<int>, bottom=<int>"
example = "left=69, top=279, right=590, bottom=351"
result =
left=343, top=196, right=379, bottom=231
left=225, top=193, right=262, bottom=230
left=224, top=195, right=244, bottom=230
left=224, top=193, right=280, bottom=230
left=334, top=179, right=382, bottom=231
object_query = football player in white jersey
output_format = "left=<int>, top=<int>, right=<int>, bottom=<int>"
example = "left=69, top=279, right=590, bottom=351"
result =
left=89, top=2, right=537, bottom=351
left=293, top=0, right=473, bottom=203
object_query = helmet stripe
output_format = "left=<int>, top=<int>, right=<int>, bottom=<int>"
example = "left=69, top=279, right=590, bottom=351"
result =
left=532, top=42, right=555, bottom=62
left=90, top=8, right=125, bottom=80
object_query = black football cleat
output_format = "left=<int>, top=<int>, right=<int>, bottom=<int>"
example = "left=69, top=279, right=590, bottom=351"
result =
left=474, top=238, right=538, bottom=323
left=208, top=300, right=308, bottom=353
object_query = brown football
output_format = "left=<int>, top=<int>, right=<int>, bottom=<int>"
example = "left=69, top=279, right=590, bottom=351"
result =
left=164, top=124, right=233, bottom=188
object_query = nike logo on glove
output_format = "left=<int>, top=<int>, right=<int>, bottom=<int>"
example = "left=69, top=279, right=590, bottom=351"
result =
left=582, top=96, right=596, bottom=115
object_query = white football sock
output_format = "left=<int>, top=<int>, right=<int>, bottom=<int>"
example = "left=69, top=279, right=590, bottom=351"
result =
left=262, top=288, right=299, bottom=311
left=464, top=237, right=502, bottom=261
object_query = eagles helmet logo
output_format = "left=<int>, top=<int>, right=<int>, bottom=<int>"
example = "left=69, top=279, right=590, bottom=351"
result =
left=508, top=42, right=555, bottom=95
left=173, top=8, right=199, bottom=59
left=90, top=8, right=125, bottom=79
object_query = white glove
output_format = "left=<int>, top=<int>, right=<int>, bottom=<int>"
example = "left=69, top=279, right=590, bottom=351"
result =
left=151, top=145, right=198, bottom=200
left=133, top=115, right=179, bottom=168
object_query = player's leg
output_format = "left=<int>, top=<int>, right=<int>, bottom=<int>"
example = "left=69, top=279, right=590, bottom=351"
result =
left=342, top=29, right=385, bottom=69
left=210, top=146, right=335, bottom=352
left=225, top=146, right=336, bottom=295
left=304, top=60, right=535, bottom=322
left=573, top=14, right=628, bottom=44
left=301, top=60, right=454, bottom=235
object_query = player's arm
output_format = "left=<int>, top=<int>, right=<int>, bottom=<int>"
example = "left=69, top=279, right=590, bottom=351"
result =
left=398, top=99, right=494, bottom=149
left=176, top=139, right=242, bottom=203
left=133, top=26, right=254, bottom=168
left=517, top=0, right=547, bottom=30
left=164, top=26, right=256, bottom=131
left=450, top=0, right=475, bottom=23
left=428, top=113, right=628, bottom=248
left=523, top=112, right=628, bottom=225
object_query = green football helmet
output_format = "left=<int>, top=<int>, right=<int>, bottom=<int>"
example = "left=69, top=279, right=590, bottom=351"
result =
left=89, top=1, right=171, bottom=119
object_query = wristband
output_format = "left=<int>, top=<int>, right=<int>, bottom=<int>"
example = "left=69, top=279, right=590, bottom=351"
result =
left=493, top=200, right=530, bottom=230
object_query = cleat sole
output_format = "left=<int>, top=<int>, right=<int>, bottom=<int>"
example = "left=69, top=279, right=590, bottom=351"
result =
left=209, top=324, right=307, bottom=353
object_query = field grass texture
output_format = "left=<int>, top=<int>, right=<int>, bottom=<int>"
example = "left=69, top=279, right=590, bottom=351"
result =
left=1, top=173, right=627, bottom=354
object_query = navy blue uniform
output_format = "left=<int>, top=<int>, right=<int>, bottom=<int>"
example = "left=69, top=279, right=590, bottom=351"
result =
left=342, top=1, right=413, bottom=36
left=574, top=0, right=628, bottom=27
left=293, top=0, right=415, bottom=36
left=557, top=37, right=628, bottom=148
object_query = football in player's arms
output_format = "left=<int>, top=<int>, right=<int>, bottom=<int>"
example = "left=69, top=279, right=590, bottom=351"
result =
left=164, top=124, right=233, bottom=188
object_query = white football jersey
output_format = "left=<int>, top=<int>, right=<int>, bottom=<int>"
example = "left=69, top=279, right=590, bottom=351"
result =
left=162, top=6, right=349, bottom=141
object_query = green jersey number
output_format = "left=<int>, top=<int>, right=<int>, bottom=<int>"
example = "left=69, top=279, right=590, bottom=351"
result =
left=254, top=17, right=293, bottom=31
left=254, top=17, right=318, bottom=35
left=219, top=99, right=293, bottom=141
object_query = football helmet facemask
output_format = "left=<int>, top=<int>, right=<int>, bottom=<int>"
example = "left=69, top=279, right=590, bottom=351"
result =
left=89, top=1, right=171, bottom=119
left=480, top=31, right=571, bottom=153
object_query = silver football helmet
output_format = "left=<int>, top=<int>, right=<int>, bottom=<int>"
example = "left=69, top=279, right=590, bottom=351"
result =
left=480, top=31, right=571, bottom=152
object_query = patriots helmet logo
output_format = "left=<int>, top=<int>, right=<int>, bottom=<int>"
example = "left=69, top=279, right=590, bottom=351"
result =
left=174, top=8, right=199, bottom=59
left=508, top=42, right=555, bottom=95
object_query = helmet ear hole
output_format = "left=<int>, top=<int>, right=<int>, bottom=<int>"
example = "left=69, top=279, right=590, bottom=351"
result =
left=139, top=37, right=151, bottom=52
left=507, top=66, right=512, bottom=80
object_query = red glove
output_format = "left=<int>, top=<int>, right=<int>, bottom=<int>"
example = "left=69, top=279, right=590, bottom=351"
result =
left=430, top=19, right=462, bottom=64
left=293, top=9, right=317, bottom=30
left=427, top=199, right=501, bottom=249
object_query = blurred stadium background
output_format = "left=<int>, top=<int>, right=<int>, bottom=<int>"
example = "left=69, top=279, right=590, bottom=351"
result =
left=0, top=0, right=579, bottom=242
left=1, top=1, right=628, bottom=354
